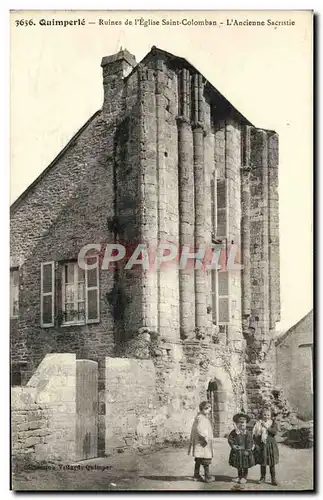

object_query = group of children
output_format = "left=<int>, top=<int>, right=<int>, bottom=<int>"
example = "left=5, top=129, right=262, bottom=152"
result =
left=188, top=401, right=279, bottom=486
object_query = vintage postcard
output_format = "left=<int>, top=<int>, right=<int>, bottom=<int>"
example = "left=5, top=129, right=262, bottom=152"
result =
left=10, top=9, right=313, bottom=491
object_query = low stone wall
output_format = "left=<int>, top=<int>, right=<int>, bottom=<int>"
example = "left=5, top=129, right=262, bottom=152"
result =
left=11, top=387, right=52, bottom=468
left=12, top=347, right=246, bottom=462
left=12, top=354, right=99, bottom=466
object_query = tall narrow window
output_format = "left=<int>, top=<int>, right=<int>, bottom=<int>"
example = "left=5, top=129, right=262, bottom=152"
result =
left=211, top=269, right=218, bottom=325
left=10, top=268, right=19, bottom=319
left=210, top=173, right=217, bottom=238
left=211, top=271, right=230, bottom=324
left=216, top=179, right=227, bottom=239
left=218, top=270, right=230, bottom=324
left=41, top=262, right=55, bottom=327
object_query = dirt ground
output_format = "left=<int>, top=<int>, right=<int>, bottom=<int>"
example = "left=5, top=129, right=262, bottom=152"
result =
left=12, top=438, right=314, bottom=492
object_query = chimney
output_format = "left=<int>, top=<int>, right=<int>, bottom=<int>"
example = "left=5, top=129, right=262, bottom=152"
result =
left=101, top=48, right=136, bottom=109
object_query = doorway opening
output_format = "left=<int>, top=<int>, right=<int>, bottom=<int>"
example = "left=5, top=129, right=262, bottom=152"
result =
left=207, top=379, right=225, bottom=437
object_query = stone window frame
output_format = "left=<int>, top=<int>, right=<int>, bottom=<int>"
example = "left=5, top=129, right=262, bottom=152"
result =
left=10, top=267, right=19, bottom=319
left=60, top=256, right=100, bottom=327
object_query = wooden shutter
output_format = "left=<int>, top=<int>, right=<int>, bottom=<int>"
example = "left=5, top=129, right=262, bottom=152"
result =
left=218, top=270, right=230, bottom=324
left=85, top=256, right=100, bottom=324
left=41, top=262, right=55, bottom=327
left=55, top=262, right=62, bottom=324
left=211, top=269, right=217, bottom=324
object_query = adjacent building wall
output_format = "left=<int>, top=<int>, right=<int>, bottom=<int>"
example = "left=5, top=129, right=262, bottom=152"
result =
left=104, top=348, right=243, bottom=454
left=276, top=311, right=313, bottom=421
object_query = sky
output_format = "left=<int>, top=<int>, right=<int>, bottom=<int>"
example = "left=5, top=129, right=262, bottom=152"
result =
left=10, top=10, right=313, bottom=332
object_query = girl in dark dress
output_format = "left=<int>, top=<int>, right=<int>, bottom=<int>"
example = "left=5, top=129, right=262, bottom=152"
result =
left=228, top=412, right=255, bottom=485
left=253, top=407, right=279, bottom=486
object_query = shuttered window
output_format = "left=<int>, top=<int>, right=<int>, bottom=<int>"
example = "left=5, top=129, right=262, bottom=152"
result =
left=61, top=257, right=100, bottom=325
left=41, top=262, right=55, bottom=327
left=41, top=257, right=100, bottom=327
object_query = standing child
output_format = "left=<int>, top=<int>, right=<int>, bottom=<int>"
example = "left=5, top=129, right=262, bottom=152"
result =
left=253, top=407, right=279, bottom=486
left=228, top=412, right=255, bottom=485
left=188, top=401, right=214, bottom=483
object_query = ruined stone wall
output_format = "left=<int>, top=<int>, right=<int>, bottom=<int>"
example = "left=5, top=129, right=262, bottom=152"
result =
left=268, top=132, right=280, bottom=328
left=134, top=55, right=181, bottom=342
left=155, top=58, right=180, bottom=341
left=116, top=52, right=248, bottom=440
left=203, top=101, right=215, bottom=336
left=104, top=343, right=245, bottom=454
left=112, top=70, right=142, bottom=344
left=242, top=126, right=280, bottom=416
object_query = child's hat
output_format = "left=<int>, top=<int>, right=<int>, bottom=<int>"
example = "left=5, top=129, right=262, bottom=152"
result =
left=233, top=411, right=250, bottom=423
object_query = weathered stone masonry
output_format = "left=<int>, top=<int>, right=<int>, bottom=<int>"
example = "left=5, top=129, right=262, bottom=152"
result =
left=11, top=46, right=280, bottom=454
